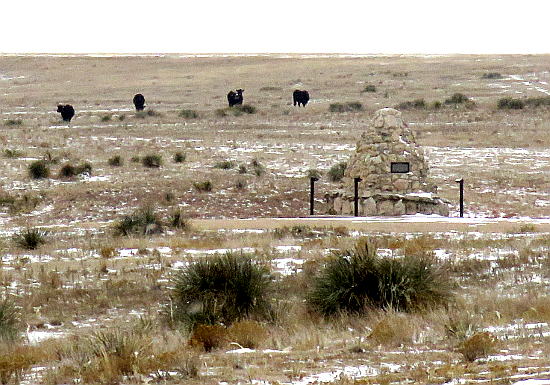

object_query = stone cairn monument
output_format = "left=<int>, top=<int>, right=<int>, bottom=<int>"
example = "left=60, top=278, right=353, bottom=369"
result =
left=326, top=108, right=449, bottom=216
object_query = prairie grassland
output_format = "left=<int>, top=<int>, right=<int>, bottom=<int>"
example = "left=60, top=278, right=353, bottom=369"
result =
left=1, top=54, right=550, bottom=384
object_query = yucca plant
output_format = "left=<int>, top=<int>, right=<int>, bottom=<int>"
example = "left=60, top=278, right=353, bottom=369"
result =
left=171, top=254, right=271, bottom=329
left=113, top=207, right=163, bottom=236
left=13, top=228, right=47, bottom=250
left=307, top=242, right=452, bottom=316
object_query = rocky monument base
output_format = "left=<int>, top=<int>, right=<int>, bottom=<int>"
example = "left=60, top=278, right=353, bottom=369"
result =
left=326, top=191, right=450, bottom=217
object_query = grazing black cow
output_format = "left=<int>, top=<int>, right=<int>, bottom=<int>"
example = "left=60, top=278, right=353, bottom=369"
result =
left=293, top=90, right=310, bottom=107
left=57, top=104, right=75, bottom=122
left=133, top=93, right=145, bottom=111
left=227, top=89, right=244, bottom=107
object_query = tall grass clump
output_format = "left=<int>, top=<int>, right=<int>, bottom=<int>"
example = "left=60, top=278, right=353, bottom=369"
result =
left=193, top=180, right=213, bottom=192
left=108, top=155, right=123, bottom=167
left=58, top=162, right=92, bottom=178
left=0, top=298, right=19, bottom=342
left=3, top=149, right=24, bottom=158
left=445, top=93, right=469, bottom=104
left=142, top=154, right=162, bottom=168
left=4, top=119, right=23, bottom=126
left=251, top=159, right=265, bottom=177
left=28, top=160, right=50, bottom=179
left=481, top=72, right=502, bottom=79
left=173, top=152, right=186, bottom=163
left=13, top=228, right=47, bottom=250
left=232, top=105, right=256, bottom=115
left=498, top=97, right=524, bottom=110
left=179, top=109, right=199, bottom=119
left=397, top=99, right=427, bottom=110
left=307, top=243, right=452, bottom=316
left=329, top=102, right=363, bottom=112
left=328, top=162, right=347, bottom=182
left=170, top=254, right=272, bottom=329
left=113, top=206, right=163, bottom=236
left=214, top=160, right=235, bottom=170
left=361, top=85, right=376, bottom=93
left=525, top=96, right=550, bottom=107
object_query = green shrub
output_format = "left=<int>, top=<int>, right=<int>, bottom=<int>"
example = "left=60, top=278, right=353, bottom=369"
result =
left=233, top=104, right=256, bottom=115
left=142, top=154, right=162, bottom=168
left=179, top=109, right=199, bottom=119
left=445, top=93, right=469, bottom=104
left=328, top=162, right=347, bottom=182
left=329, top=102, right=363, bottom=112
left=100, top=114, right=111, bottom=122
left=4, top=119, right=22, bottom=126
left=307, top=243, right=452, bottom=316
left=481, top=72, right=502, bottom=79
left=193, top=181, right=213, bottom=192
left=169, top=210, right=190, bottom=230
left=458, top=332, right=497, bottom=362
left=13, top=228, right=47, bottom=250
left=130, top=155, right=141, bottom=163
left=525, top=96, right=550, bottom=107
left=235, top=179, right=247, bottom=190
left=215, top=108, right=228, bottom=117
left=214, top=160, right=235, bottom=170
left=251, top=159, right=265, bottom=177
left=432, top=101, right=442, bottom=109
left=28, top=160, right=50, bottom=179
left=307, top=169, right=322, bottom=179
left=58, top=163, right=77, bottom=178
left=238, top=165, right=247, bottom=174
left=3, top=149, right=24, bottom=158
left=59, top=162, right=92, bottom=178
left=108, top=155, right=123, bottom=167
left=397, top=99, right=427, bottom=110
left=497, top=97, right=524, bottom=110
left=0, top=298, right=19, bottom=342
left=113, top=206, right=163, bottom=236
left=362, top=85, right=376, bottom=93
left=174, top=152, right=186, bottom=163
left=170, top=254, right=272, bottom=328
left=259, top=86, right=282, bottom=92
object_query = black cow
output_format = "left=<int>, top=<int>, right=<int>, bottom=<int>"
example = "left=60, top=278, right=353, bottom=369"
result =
left=293, top=90, right=310, bottom=107
left=133, top=93, right=145, bottom=111
left=57, top=104, right=75, bottom=122
left=227, top=89, right=244, bottom=107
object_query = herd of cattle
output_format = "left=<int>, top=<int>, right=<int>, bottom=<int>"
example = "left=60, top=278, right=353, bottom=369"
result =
left=55, top=89, right=310, bottom=123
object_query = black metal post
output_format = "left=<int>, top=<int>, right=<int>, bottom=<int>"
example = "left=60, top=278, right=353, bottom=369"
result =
left=455, top=178, right=464, bottom=218
left=309, top=177, right=318, bottom=215
left=354, top=177, right=362, bottom=217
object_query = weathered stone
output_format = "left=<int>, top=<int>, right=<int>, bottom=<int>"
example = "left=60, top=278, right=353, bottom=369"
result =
left=377, top=200, right=394, bottom=216
left=405, top=201, right=417, bottom=215
left=334, top=197, right=342, bottom=213
left=363, top=197, right=377, bottom=216
left=392, top=179, right=409, bottom=191
left=394, top=200, right=406, bottom=215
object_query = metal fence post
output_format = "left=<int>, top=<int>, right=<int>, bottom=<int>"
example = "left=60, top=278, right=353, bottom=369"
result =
left=455, top=178, right=464, bottom=217
left=309, top=177, right=318, bottom=215
left=354, top=177, right=362, bottom=217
